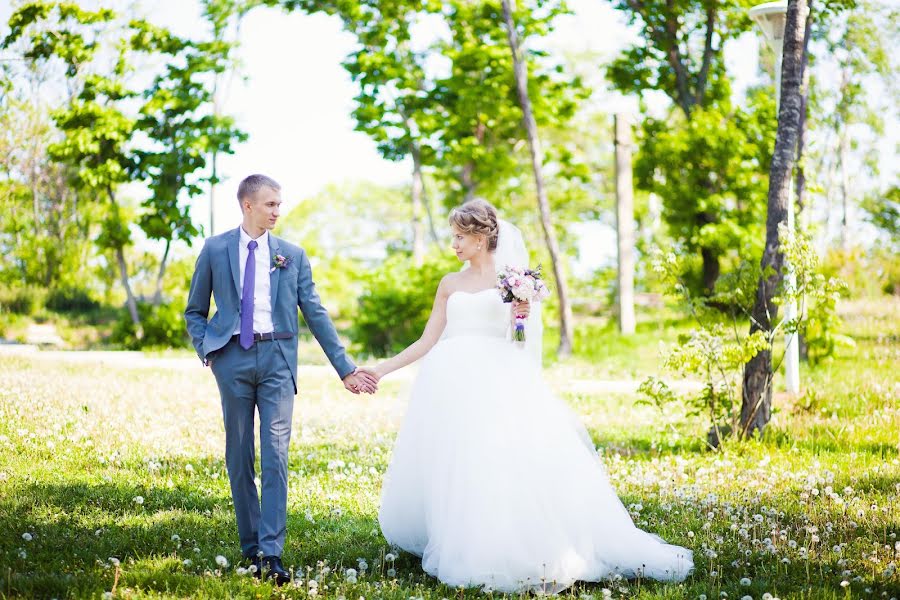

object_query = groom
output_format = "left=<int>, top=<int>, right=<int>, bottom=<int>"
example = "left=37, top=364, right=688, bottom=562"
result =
left=185, top=174, right=377, bottom=584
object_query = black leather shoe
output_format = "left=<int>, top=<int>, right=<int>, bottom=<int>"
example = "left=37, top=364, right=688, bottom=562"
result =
left=245, top=555, right=262, bottom=579
left=262, top=555, right=290, bottom=586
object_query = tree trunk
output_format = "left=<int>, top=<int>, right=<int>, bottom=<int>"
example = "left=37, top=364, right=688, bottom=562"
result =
left=695, top=209, right=720, bottom=293
left=116, top=245, right=141, bottom=332
left=501, top=0, right=574, bottom=357
left=108, top=188, right=142, bottom=336
left=839, top=120, right=851, bottom=251
left=420, top=174, right=440, bottom=245
left=740, top=0, right=809, bottom=438
left=411, top=151, right=426, bottom=265
left=403, top=122, right=439, bottom=245
left=794, top=1, right=813, bottom=216
left=210, top=151, right=218, bottom=236
left=701, top=246, right=720, bottom=294
left=461, top=162, right=476, bottom=203
left=614, top=114, right=636, bottom=335
left=460, top=121, right=485, bottom=203
left=153, top=238, right=171, bottom=306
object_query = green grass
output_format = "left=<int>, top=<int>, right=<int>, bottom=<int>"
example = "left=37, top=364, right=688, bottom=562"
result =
left=0, top=299, right=898, bottom=599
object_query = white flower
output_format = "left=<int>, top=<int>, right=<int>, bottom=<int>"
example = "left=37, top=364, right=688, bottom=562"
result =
left=102, top=593, right=113, bottom=600
left=108, top=557, right=120, bottom=567
left=215, top=555, right=229, bottom=568
left=601, top=589, right=612, bottom=598
left=741, top=596, right=753, bottom=600
left=133, top=496, right=144, bottom=505
left=346, top=568, right=358, bottom=579
left=386, top=568, right=396, bottom=577
left=840, top=580, right=849, bottom=588
left=17, top=549, right=26, bottom=559
left=385, top=553, right=396, bottom=562
left=171, top=534, right=180, bottom=542
left=21, top=533, right=33, bottom=542
left=740, top=577, right=751, bottom=586
left=183, top=559, right=192, bottom=567
left=236, top=567, right=248, bottom=576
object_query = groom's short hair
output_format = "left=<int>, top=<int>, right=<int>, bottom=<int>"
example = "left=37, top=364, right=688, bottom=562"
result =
left=237, top=174, right=281, bottom=205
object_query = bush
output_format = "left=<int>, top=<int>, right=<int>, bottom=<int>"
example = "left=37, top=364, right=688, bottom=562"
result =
left=110, top=301, right=189, bottom=350
left=0, top=284, right=47, bottom=315
left=46, top=286, right=101, bottom=314
left=349, top=252, right=458, bottom=357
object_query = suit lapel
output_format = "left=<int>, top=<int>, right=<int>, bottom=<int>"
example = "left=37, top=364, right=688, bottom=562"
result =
left=227, top=227, right=241, bottom=297
left=269, top=234, right=281, bottom=311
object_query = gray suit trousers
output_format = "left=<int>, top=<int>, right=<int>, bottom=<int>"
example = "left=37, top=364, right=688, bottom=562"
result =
left=210, top=336, right=295, bottom=558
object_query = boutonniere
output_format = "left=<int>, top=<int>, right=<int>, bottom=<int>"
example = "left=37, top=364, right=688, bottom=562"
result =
left=270, top=254, right=293, bottom=273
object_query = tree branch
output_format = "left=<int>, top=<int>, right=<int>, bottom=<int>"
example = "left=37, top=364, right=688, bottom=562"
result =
left=663, top=0, right=693, bottom=117
left=696, top=3, right=716, bottom=107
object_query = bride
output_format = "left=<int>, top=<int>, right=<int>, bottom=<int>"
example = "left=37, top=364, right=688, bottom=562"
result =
left=369, top=200, right=693, bottom=593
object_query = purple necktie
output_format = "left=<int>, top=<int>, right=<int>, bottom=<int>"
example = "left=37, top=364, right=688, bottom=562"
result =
left=239, top=239, right=258, bottom=350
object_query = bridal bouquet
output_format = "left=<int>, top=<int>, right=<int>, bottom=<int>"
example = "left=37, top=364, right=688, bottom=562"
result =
left=496, top=265, right=550, bottom=342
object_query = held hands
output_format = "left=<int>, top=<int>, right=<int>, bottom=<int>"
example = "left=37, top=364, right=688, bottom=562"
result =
left=343, top=367, right=380, bottom=395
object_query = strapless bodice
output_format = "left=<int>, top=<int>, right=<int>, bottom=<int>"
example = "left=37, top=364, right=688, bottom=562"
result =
left=442, top=289, right=508, bottom=340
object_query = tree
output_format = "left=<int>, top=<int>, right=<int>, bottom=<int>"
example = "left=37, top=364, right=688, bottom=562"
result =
left=634, top=91, right=776, bottom=293
left=607, top=0, right=749, bottom=119
left=0, top=60, right=98, bottom=291
left=740, top=0, right=809, bottom=437
left=130, top=19, right=246, bottom=303
left=4, top=2, right=145, bottom=331
left=276, top=181, right=416, bottom=317
left=608, top=0, right=771, bottom=293
left=500, top=0, right=573, bottom=355
left=200, top=0, right=256, bottom=236
left=4, top=2, right=247, bottom=332
left=808, top=0, right=894, bottom=248
left=331, top=0, right=442, bottom=263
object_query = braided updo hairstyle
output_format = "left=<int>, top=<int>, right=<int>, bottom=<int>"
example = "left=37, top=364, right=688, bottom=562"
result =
left=448, top=199, right=499, bottom=252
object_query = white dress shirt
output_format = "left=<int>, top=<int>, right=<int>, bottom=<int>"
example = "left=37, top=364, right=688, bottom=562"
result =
left=233, top=227, right=275, bottom=335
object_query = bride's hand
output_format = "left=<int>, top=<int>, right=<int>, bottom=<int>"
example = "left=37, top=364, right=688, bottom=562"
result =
left=512, top=300, right=531, bottom=319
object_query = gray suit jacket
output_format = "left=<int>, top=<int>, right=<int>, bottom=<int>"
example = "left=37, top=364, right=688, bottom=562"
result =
left=184, top=227, right=356, bottom=392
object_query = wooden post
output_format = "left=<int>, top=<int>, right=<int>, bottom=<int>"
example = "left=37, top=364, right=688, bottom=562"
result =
left=614, top=114, right=636, bottom=335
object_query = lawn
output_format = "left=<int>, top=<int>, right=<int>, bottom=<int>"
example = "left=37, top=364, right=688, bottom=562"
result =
left=0, top=299, right=897, bottom=599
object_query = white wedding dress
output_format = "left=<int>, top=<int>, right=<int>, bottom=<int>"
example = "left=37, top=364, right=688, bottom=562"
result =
left=378, top=288, right=694, bottom=592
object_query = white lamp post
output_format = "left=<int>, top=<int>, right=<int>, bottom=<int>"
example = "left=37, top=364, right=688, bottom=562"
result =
left=749, top=0, right=801, bottom=395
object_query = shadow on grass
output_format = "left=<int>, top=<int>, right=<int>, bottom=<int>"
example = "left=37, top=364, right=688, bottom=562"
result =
left=0, top=476, right=388, bottom=598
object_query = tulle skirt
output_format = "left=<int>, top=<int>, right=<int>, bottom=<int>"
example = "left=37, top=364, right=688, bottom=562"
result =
left=378, top=334, right=693, bottom=592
